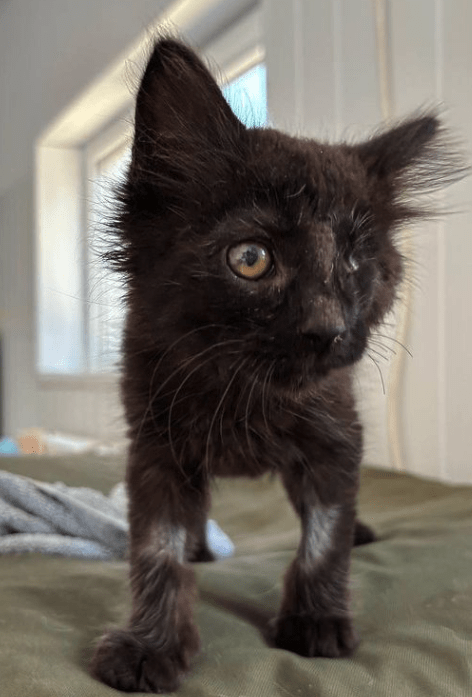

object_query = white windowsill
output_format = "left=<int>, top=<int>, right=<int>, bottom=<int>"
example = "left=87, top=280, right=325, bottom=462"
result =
left=38, top=373, right=121, bottom=390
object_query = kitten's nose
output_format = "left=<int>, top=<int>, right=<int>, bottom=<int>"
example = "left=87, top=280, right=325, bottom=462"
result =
left=301, top=296, right=346, bottom=352
left=303, top=328, right=345, bottom=353
left=300, top=294, right=347, bottom=353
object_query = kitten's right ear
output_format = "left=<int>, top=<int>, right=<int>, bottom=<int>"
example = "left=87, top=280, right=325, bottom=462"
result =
left=356, top=112, right=467, bottom=210
left=132, top=38, right=244, bottom=169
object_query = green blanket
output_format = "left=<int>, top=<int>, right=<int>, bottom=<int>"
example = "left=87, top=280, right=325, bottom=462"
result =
left=1, top=455, right=471, bottom=696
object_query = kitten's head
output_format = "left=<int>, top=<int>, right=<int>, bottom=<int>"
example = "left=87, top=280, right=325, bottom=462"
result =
left=112, top=39, right=465, bottom=392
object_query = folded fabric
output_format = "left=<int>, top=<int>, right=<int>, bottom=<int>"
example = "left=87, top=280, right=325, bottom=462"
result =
left=0, top=470, right=233, bottom=561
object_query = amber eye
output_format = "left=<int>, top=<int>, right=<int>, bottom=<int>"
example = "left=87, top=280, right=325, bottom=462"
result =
left=227, top=242, right=272, bottom=280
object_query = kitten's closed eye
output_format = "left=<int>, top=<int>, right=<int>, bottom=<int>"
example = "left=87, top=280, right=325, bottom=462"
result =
left=227, top=241, right=273, bottom=280
left=344, top=255, right=359, bottom=274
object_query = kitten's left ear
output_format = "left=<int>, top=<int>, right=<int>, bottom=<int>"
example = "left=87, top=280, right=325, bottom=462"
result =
left=356, top=112, right=467, bottom=201
left=133, top=38, right=244, bottom=161
left=128, top=38, right=246, bottom=207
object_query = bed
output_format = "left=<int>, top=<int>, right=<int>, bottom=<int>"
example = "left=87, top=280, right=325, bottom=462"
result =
left=1, top=453, right=471, bottom=696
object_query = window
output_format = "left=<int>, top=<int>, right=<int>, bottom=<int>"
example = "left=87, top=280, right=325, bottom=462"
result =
left=87, top=138, right=131, bottom=372
left=223, top=62, right=267, bottom=126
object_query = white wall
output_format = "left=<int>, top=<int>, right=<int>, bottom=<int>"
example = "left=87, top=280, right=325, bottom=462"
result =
left=1, top=0, right=471, bottom=482
left=263, top=0, right=472, bottom=484
left=390, top=0, right=472, bottom=483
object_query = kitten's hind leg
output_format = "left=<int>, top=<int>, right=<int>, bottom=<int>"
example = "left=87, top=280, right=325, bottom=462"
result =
left=354, top=519, right=376, bottom=545
left=273, top=466, right=359, bottom=658
left=90, top=451, right=209, bottom=694
left=186, top=513, right=216, bottom=562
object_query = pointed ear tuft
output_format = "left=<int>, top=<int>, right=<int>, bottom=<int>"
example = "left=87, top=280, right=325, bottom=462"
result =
left=357, top=110, right=468, bottom=199
left=133, top=37, right=244, bottom=159
left=128, top=38, right=246, bottom=206
left=358, top=114, right=437, bottom=177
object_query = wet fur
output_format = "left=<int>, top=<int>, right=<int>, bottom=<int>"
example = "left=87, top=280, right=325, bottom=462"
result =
left=90, top=39, right=466, bottom=693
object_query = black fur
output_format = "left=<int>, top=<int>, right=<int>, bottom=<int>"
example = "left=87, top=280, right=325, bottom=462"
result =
left=90, top=38, right=466, bottom=693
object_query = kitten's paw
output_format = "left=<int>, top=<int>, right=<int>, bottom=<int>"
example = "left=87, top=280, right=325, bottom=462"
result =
left=272, top=614, right=358, bottom=658
left=90, top=626, right=199, bottom=693
left=353, top=520, right=376, bottom=546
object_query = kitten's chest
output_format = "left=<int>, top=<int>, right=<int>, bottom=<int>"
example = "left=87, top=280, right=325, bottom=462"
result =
left=178, top=394, right=305, bottom=478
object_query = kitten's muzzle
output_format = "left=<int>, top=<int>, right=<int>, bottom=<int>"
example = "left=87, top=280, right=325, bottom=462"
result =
left=299, top=294, right=347, bottom=355
left=302, top=326, right=346, bottom=355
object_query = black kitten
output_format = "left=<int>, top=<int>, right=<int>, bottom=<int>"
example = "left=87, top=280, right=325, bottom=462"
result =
left=90, top=38, right=465, bottom=693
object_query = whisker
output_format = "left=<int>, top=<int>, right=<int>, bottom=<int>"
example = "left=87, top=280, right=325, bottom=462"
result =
left=286, top=183, right=306, bottom=199
left=204, top=358, right=249, bottom=468
left=261, top=360, right=276, bottom=432
left=371, top=332, right=413, bottom=358
left=367, top=353, right=386, bottom=395
left=244, top=361, right=261, bottom=460
left=166, top=351, right=235, bottom=468
left=135, top=332, right=244, bottom=443
left=366, top=345, right=390, bottom=362
left=369, top=338, right=397, bottom=356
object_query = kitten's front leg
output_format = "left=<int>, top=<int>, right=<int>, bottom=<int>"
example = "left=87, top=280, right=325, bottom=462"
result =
left=90, top=451, right=208, bottom=693
left=273, top=469, right=358, bottom=658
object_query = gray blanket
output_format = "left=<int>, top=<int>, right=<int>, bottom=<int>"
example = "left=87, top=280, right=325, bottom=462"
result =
left=0, top=470, right=128, bottom=559
left=0, top=470, right=233, bottom=560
